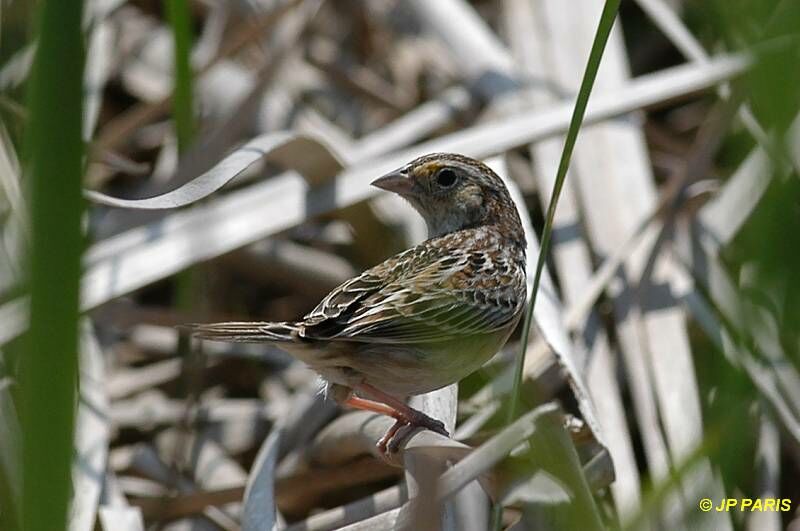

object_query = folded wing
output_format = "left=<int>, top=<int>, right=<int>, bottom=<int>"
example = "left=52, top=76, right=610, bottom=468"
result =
left=300, top=245, right=524, bottom=344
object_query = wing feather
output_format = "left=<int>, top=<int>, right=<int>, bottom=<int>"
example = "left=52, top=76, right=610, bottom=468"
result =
left=298, top=238, right=525, bottom=344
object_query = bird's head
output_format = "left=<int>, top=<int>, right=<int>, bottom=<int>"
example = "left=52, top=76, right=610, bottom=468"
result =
left=371, top=153, right=524, bottom=240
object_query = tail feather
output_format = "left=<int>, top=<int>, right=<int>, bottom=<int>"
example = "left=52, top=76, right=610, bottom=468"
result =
left=180, top=321, right=300, bottom=343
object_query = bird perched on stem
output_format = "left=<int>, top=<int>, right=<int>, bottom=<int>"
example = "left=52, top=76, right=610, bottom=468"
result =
left=185, top=153, right=527, bottom=453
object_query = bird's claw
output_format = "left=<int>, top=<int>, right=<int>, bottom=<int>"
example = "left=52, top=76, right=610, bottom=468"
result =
left=376, top=411, right=450, bottom=456
left=419, top=415, right=449, bottom=437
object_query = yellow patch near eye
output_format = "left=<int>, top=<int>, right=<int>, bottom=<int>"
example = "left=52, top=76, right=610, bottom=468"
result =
left=417, top=161, right=443, bottom=177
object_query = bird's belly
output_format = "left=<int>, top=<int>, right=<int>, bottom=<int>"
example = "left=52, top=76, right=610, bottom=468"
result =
left=346, top=327, right=513, bottom=397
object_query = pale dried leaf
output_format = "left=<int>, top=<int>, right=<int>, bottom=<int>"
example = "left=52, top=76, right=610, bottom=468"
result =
left=85, top=133, right=344, bottom=209
left=70, top=323, right=111, bottom=531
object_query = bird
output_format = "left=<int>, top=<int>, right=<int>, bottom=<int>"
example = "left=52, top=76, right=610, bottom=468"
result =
left=184, top=153, right=527, bottom=453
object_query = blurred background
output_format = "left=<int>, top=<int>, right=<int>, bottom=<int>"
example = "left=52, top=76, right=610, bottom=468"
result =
left=1, top=0, right=799, bottom=530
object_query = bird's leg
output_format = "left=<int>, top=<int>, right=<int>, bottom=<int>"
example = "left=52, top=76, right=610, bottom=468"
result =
left=343, top=394, right=400, bottom=418
left=356, top=383, right=449, bottom=435
left=340, top=384, right=450, bottom=453
left=353, top=383, right=450, bottom=452
left=341, top=394, right=409, bottom=454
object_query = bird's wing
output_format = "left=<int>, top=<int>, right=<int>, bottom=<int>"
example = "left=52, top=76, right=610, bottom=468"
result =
left=300, top=243, right=525, bottom=344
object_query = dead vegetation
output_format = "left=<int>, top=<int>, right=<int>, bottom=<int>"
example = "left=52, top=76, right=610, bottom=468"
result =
left=1, top=0, right=799, bottom=530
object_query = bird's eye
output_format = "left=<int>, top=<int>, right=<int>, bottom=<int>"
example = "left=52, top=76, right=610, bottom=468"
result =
left=436, top=168, right=458, bottom=188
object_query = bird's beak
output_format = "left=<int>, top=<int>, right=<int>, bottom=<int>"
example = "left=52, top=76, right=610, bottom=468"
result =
left=371, top=169, right=416, bottom=196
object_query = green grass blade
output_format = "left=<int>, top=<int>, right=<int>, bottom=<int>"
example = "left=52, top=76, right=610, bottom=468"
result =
left=494, top=4, right=620, bottom=527
left=20, top=1, right=85, bottom=530
left=165, top=0, right=206, bottom=413
left=506, top=0, right=621, bottom=423
left=164, top=0, right=197, bottom=310
left=165, top=0, right=195, bottom=151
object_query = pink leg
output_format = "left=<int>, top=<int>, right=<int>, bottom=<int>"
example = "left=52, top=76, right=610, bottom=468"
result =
left=342, top=384, right=450, bottom=453
left=355, top=383, right=449, bottom=439
left=342, top=394, right=411, bottom=454
left=344, top=394, right=399, bottom=417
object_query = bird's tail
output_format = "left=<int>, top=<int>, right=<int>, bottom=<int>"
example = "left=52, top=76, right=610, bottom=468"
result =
left=180, top=321, right=301, bottom=343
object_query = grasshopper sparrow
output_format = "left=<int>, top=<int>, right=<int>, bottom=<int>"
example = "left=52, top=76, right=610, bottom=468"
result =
left=187, top=153, right=527, bottom=453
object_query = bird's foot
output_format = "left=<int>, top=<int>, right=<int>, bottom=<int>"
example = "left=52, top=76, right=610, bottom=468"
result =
left=342, top=384, right=450, bottom=456
left=406, top=408, right=449, bottom=438
left=376, top=408, right=450, bottom=455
